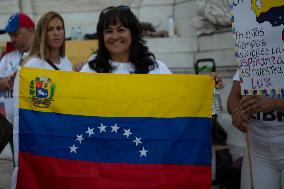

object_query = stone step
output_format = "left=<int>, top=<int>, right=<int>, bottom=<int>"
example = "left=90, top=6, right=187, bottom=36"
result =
left=144, top=33, right=236, bottom=74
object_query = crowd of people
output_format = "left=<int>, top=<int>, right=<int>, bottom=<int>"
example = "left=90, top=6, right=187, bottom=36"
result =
left=0, top=5, right=227, bottom=188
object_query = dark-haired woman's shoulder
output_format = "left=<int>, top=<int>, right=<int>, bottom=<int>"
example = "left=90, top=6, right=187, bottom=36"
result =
left=149, top=60, right=172, bottom=74
left=81, top=62, right=95, bottom=73
left=80, top=54, right=97, bottom=73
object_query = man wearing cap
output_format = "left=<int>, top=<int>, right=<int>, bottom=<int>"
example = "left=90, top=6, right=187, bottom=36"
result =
left=0, top=12, right=35, bottom=117
left=0, top=13, right=35, bottom=163
left=0, top=12, right=35, bottom=77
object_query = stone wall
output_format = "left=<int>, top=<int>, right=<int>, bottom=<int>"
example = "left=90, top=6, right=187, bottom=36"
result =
left=0, top=0, right=197, bottom=41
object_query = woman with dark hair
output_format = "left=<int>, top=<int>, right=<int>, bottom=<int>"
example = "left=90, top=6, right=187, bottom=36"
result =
left=81, top=5, right=224, bottom=91
left=24, top=11, right=72, bottom=71
left=81, top=5, right=171, bottom=74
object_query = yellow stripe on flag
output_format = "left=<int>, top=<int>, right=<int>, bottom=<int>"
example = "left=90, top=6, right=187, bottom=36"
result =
left=18, top=68, right=214, bottom=118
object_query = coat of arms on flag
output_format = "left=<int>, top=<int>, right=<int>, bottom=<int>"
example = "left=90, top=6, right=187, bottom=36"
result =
left=28, top=76, right=56, bottom=108
left=13, top=68, right=214, bottom=189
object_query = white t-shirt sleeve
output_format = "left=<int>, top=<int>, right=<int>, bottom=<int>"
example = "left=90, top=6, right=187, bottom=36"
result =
left=62, top=57, right=73, bottom=71
left=24, top=58, right=43, bottom=69
left=80, top=54, right=96, bottom=72
left=156, top=60, right=172, bottom=74
left=0, top=55, right=9, bottom=77
left=0, top=50, right=21, bottom=77
left=80, top=63, right=95, bottom=73
left=87, top=54, right=96, bottom=62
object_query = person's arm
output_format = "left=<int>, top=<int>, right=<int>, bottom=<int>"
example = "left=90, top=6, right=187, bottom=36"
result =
left=227, top=81, right=241, bottom=114
left=227, top=80, right=250, bottom=133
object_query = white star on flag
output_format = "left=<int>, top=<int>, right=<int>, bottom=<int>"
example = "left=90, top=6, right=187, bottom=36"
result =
left=75, top=134, right=84, bottom=144
left=123, top=128, right=132, bottom=138
left=98, top=123, right=107, bottom=133
left=111, top=123, right=120, bottom=133
left=69, top=144, right=78, bottom=154
left=133, top=137, right=142, bottom=146
left=86, top=127, right=95, bottom=137
left=69, top=122, right=149, bottom=158
left=139, top=147, right=148, bottom=157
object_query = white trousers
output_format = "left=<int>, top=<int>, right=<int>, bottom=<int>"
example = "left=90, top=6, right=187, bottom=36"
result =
left=241, top=139, right=284, bottom=189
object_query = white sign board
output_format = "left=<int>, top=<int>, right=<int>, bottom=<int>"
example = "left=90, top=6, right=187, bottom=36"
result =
left=231, top=0, right=284, bottom=96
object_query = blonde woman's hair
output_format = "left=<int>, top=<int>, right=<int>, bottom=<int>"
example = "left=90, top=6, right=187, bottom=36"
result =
left=29, top=11, right=65, bottom=60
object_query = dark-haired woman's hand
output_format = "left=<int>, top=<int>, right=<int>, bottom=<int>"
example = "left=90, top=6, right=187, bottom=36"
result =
left=73, top=61, right=85, bottom=72
left=210, top=72, right=225, bottom=90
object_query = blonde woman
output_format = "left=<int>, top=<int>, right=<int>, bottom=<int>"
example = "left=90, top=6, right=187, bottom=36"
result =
left=24, top=11, right=72, bottom=71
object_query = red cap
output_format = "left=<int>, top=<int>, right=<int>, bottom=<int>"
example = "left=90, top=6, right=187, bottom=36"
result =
left=0, top=13, right=35, bottom=34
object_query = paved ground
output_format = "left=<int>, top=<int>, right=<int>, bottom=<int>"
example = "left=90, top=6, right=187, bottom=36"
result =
left=0, top=159, right=13, bottom=189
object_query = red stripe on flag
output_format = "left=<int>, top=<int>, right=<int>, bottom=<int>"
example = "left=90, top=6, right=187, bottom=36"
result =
left=17, top=152, right=211, bottom=189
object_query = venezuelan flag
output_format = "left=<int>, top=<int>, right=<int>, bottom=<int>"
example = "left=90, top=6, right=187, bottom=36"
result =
left=14, top=68, right=214, bottom=189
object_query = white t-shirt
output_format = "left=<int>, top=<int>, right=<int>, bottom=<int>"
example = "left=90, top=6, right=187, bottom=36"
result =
left=24, top=57, right=73, bottom=71
left=0, top=50, right=28, bottom=122
left=81, top=59, right=172, bottom=74
left=233, top=70, right=284, bottom=144
left=0, top=50, right=24, bottom=77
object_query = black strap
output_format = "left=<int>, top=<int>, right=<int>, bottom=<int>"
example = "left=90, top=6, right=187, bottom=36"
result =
left=45, top=59, right=60, bottom=70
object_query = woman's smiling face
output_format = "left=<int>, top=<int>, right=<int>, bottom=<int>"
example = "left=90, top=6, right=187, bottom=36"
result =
left=103, top=23, right=132, bottom=62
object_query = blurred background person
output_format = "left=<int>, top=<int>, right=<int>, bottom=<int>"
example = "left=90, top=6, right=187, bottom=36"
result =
left=0, top=12, right=35, bottom=121
left=24, top=11, right=72, bottom=71
left=0, top=13, right=35, bottom=165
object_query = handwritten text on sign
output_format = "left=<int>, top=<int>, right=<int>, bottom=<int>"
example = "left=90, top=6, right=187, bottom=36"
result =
left=232, top=0, right=284, bottom=95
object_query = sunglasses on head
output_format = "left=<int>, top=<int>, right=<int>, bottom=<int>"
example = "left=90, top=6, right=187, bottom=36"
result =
left=101, top=5, right=130, bottom=16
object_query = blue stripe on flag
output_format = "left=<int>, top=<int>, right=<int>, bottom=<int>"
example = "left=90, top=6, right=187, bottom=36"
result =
left=19, top=109, right=211, bottom=165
